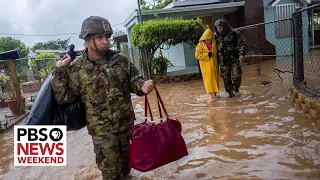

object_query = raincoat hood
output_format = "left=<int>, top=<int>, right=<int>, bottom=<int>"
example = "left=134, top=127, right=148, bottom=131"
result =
left=214, top=19, right=232, bottom=35
left=199, top=28, right=214, bottom=41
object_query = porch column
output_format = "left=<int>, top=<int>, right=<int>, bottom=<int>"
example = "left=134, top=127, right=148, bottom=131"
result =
left=311, top=8, right=315, bottom=46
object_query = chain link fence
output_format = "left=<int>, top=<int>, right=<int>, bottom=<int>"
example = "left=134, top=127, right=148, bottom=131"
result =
left=293, top=4, right=320, bottom=99
left=0, top=57, right=59, bottom=132
left=0, top=59, right=26, bottom=131
left=128, top=44, right=201, bottom=77
left=126, top=20, right=295, bottom=89
left=235, top=19, right=294, bottom=89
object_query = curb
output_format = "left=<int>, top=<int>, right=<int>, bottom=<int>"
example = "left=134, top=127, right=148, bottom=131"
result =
left=290, top=85, right=320, bottom=120
left=0, top=111, right=30, bottom=133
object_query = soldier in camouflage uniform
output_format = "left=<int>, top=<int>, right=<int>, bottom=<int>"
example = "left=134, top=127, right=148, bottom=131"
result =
left=214, top=19, right=246, bottom=98
left=50, top=16, right=154, bottom=180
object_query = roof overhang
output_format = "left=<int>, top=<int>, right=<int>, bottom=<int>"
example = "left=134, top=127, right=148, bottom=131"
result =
left=124, top=1, right=245, bottom=28
left=267, top=0, right=311, bottom=8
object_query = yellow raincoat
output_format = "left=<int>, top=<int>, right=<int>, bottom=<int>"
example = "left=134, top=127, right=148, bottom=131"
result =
left=195, top=28, right=219, bottom=94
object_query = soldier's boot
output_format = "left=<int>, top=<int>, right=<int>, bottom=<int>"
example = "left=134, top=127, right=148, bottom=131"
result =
left=123, top=167, right=131, bottom=177
left=228, top=91, right=235, bottom=98
left=234, top=86, right=239, bottom=93
left=101, top=171, right=123, bottom=180
left=115, top=173, right=124, bottom=180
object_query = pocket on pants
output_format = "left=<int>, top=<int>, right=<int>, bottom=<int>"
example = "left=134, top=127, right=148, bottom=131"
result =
left=92, top=135, right=120, bottom=174
left=94, top=144, right=109, bottom=170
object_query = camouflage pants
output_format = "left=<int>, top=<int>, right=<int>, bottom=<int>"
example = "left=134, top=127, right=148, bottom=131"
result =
left=92, top=129, right=132, bottom=180
left=220, top=62, right=242, bottom=93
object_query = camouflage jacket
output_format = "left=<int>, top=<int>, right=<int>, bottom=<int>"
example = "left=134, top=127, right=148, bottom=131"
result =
left=214, top=20, right=246, bottom=65
left=50, top=49, right=145, bottom=136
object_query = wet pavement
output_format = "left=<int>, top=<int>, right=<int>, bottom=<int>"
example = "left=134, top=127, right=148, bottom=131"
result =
left=0, top=63, right=320, bottom=180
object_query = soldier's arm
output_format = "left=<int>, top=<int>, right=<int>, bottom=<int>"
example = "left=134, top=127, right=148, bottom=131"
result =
left=127, top=58, right=145, bottom=96
left=50, top=65, right=80, bottom=105
left=195, top=43, right=210, bottom=61
left=237, top=32, right=246, bottom=56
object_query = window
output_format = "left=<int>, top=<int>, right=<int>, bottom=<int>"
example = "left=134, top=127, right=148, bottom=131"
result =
left=275, top=3, right=300, bottom=38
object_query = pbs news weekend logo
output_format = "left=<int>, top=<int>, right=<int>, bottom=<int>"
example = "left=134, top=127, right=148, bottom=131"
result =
left=14, top=125, right=67, bottom=166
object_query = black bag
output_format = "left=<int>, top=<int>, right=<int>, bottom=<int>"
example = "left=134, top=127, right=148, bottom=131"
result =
left=25, top=74, right=87, bottom=131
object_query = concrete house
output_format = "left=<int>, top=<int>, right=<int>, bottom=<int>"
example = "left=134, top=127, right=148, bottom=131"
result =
left=124, top=0, right=316, bottom=74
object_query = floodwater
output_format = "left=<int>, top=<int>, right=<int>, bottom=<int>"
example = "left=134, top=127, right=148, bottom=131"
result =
left=0, top=62, right=320, bottom=180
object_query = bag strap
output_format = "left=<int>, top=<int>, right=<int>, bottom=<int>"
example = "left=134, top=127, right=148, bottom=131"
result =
left=144, top=95, right=153, bottom=122
left=154, top=86, right=169, bottom=118
left=157, top=94, right=163, bottom=121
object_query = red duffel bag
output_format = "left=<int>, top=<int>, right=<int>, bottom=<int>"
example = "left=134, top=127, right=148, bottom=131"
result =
left=128, top=86, right=188, bottom=172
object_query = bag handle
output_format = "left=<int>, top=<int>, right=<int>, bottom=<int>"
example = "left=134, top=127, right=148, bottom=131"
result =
left=157, top=94, right=163, bottom=121
left=143, top=85, right=169, bottom=122
left=144, top=95, right=153, bottom=121
left=154, top=86, right=169, bottom=118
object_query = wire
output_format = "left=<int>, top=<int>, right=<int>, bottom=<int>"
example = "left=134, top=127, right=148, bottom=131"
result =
left=0, top=32, right=79, bottom=36
left=112, top=22, right=125, bottom=26
left=0, top=22, right=126, bottom=37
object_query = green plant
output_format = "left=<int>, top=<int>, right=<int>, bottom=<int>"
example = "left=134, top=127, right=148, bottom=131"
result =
left=246, top=50, right=262, bottom=56
left=34, top=53, right=59, bottom=79
left=0, top=74, right=10, bottom=85
left=0, top=37, right=29, bottom=58
left=19, top=66, right=29, bottom=82
left=152, top=50, right=173, bottom=74
left=0, top=74, right=15, bottom=99
left=39, top=69, right=48, bottom=80
left=131, top=17, right=205, bottom=51
left=136, top=56, right=143, bottom=68
left=0, top=74, right=10, bottom=93
left=139, top=0, right=174, bottom=10
left=31, top=38, right=70, bottom=51
left=0, top=92, right=15, bottom=99
left=131, top=17, right=205, bottom=76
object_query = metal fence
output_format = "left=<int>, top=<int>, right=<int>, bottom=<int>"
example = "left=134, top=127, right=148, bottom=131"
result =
left=293, top=3, right=320, bottom=99
left=128, top=44, right=201, bottom=76
left=126, top=19, right=295, bottom=89
left=235, top=18, right=294, bottom=89
left=0, top=57, right=59, bottom=132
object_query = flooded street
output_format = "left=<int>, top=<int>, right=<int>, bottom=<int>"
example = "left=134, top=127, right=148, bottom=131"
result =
left=0, top=66, right=320, bottom=179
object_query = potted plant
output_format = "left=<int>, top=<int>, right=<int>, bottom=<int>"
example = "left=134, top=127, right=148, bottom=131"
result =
left=0, top=92, right=9, bottom=108
left=5, top=91, right=26, bottom=116
left=152, top=50, right=173, bottom=75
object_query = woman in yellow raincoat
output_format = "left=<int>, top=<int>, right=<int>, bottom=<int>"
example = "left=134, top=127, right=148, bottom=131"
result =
left=195, top=28, right=219, bottom=99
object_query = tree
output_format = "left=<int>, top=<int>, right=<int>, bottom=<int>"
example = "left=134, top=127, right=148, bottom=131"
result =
left=139, top=0, right=174, bottom=10
left=31, top=38, right=70, bottom=51
left=35, top=52, right=59, bottom=60
left=0, top=37, right=29, bottom=58
left=30, top=53, right=59, bottom=80
left=131, top=17, right=206, bottom=56
left=131, top=17, right=206, bottom=77
left=112, top=29, right=126, bottom=38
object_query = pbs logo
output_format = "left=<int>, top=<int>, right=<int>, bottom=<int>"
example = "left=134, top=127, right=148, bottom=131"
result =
left=50, top=128, right=63, bottom=142
left=14, top=125, right=67, bottom=166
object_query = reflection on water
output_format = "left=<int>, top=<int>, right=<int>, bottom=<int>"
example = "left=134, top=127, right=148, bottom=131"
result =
left=0, top=76, right=320, bottom=180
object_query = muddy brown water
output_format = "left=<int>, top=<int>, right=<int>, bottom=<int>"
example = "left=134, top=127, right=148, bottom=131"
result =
left=0, top=62, right=319, bottom=180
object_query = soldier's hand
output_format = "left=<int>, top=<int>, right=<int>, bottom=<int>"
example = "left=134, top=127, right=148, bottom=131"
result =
left=56, top=54, right=72, bottom=68
left=141, top=80, right=154, bottom=95
left=239, top=55, right=245, bottom=61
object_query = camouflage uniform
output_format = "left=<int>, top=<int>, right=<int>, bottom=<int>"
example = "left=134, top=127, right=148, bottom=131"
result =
left=51, top=16, right=145, bottom=180
left=214, top=19, right=246, bottom=95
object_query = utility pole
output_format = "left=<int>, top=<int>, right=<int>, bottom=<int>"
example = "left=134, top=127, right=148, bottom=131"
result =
left=137, top=0, right=143, bottom=24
